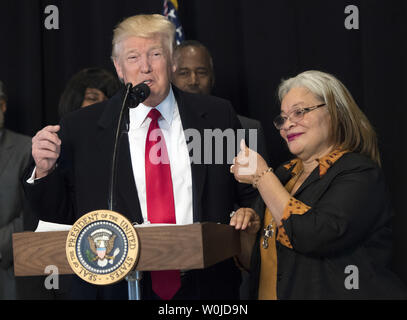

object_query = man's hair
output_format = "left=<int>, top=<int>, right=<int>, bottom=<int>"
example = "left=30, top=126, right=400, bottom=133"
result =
left=278, top=70, right=381, bottom=166
left=58, top=68, right=120, bottom=118
left=0, top=80, right=7, bottom=102
left=173, top=40, right=214, bottom=72
left=111, top=14, right=175, bottom=61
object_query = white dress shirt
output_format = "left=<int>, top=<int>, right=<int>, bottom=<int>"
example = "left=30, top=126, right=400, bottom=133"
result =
left=128, top=87, right=193, bottom=225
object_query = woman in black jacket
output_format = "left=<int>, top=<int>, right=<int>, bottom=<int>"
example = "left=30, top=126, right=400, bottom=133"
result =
left=230, top=70, right=407, bottom=299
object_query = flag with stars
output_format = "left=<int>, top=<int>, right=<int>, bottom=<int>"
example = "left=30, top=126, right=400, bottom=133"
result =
left=163, top=0, right=185, bottom=45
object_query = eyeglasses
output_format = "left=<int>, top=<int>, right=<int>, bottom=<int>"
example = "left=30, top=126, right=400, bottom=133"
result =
left=273, top=103, right=326, bottom=130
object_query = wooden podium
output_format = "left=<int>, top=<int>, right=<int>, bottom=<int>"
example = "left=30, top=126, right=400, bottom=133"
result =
left=12, top=222, right=241, bottom=277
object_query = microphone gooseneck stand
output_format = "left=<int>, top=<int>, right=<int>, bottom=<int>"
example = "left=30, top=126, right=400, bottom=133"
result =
left=107, top=82, right=150, bottom=300
left=108, top=82, right=132, bottom=212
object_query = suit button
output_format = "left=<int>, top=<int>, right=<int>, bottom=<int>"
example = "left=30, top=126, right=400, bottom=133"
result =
left=277, top=273, right=283, bottom=282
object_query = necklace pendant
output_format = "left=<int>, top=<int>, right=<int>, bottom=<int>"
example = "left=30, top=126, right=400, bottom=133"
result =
left=262, top=238, right=269, bottom=249
left=262, top=224, right=274, bottom=249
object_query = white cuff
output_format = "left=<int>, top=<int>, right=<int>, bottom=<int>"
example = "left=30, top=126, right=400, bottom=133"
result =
left=26, top=167, right=37, bottom=184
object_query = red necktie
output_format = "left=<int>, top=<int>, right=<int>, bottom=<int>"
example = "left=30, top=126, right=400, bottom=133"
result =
left=145, top=108, right=180, bottom=300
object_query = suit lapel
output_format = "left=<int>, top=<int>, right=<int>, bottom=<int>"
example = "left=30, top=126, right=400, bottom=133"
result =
left=292, top=167, right=320, bottom=197
left=96, top=90, right=143, bottom=223
left=174, top=87, right=209, bottom=222
left=274, top=163, right=295, bottom=186
left=276, top=161, right=321, bottom=198
left=0, top=130, right=14, bottom=178
left=116, top=132, right=143, bottom=223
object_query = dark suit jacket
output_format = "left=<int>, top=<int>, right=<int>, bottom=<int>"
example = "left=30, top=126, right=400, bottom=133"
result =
left=249, top=152, right=407, bottom=299
left=0, top=129, right=31, bottom=299
left=237, top=115, right=271, bottom=166
left=23, top=86, right=258, bottom=300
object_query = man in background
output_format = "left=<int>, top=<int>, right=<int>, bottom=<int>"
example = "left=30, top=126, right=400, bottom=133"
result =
left=172, top=40, right=272, bottom=299
left=172, top=40, right=271, bottom=166
left=0, top=80, right=32, bottom=299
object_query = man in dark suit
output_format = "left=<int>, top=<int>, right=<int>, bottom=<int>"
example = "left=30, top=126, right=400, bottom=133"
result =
left=23, top=14, right=257, bottom=300
left=172, top=40, right=271, bottom=166
left=0, top=81, right=33, bottom=299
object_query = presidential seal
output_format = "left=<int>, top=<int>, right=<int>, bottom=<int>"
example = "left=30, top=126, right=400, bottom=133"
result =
left=66, top=210, right=139, bottom=285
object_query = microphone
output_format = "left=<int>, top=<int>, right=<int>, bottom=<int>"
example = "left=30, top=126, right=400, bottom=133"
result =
left=128, top=82, right=150, bottom=108
left=108, top=82, right=150, bottom=211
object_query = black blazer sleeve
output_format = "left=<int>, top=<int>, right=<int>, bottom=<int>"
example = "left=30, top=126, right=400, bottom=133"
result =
left=282, top=157, right=392, bottom=257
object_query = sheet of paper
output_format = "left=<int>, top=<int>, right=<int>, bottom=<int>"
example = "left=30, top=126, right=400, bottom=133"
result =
left=35, top=220, right=72, bottom=232
left=133, top=223, right=186, bottom=228
left=34, top=220, right=192, bottom=231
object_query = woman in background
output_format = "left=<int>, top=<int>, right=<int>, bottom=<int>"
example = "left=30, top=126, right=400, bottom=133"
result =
left=58, top=67, right=120, bottom=118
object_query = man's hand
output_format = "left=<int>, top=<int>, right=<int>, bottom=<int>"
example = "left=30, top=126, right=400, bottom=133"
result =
left=32, top=125, right=61, bottom=179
